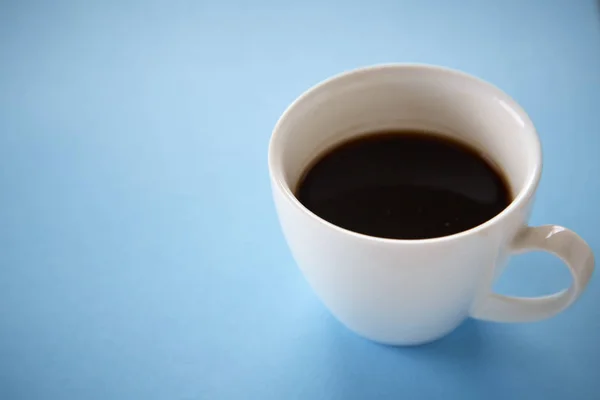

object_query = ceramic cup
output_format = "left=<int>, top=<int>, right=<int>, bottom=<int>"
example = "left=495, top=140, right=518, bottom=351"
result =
left=268, top=64, right=594, bottom=345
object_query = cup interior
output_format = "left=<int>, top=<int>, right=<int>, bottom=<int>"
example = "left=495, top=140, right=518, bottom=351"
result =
left=269, top=65, right=541, bottom=210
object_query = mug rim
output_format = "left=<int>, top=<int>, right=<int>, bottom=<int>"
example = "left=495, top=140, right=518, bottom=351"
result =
left=268, top=63, right=542, bottom=244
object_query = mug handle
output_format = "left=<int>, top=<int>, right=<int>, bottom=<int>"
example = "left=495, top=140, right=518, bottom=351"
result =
left=470, top=225, right=594, bottom=323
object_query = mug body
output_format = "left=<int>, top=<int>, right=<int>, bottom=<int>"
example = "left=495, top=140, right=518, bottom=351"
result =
left=268, top=64, right=542, bottom=345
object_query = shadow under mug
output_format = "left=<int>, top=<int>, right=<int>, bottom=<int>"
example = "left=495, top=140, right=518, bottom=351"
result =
left=268, top=64, right=594, bottom=345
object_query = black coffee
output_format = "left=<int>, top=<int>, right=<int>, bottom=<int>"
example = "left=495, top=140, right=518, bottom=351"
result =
left=296, top=131, right=511, bottom=240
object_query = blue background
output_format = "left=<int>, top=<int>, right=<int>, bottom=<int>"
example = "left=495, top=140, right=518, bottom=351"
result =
left=1, top=1, right=599, bottom=399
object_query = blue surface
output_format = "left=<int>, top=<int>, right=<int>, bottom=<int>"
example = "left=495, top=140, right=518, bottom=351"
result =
left=1, top=1, right=599, bottom=399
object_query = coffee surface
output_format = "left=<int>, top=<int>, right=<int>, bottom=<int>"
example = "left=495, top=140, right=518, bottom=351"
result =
left=296, top=131, right=511, bottom=240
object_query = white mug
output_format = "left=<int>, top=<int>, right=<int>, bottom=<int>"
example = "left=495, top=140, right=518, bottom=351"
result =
left=268, top=64, right=594, bottom=345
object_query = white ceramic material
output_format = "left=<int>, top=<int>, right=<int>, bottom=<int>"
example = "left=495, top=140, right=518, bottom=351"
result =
left=268, top=64, right=594, bottom=345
